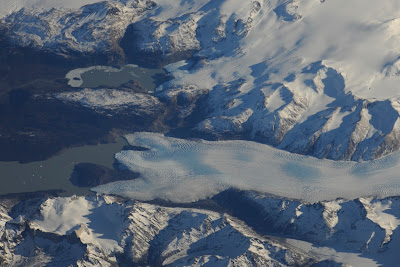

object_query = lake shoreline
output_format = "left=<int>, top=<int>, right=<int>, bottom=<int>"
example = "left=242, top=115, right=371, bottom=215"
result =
left=0, top=136, right=129, bottom=197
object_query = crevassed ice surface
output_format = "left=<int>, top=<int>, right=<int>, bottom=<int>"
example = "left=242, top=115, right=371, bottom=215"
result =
left=93, top=133, right=400, bottom=203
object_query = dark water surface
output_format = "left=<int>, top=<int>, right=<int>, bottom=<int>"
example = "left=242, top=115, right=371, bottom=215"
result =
left=0, top=137, right=127, bottom=196
left=0, top=62, right=167, bottom=197
left=67, top=65, right=166, bottom=92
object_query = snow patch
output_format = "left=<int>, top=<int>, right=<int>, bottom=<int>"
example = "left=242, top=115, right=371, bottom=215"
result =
left=359, top=197, right=400, bottom=245
left=31, top=196, right=126, bottom=253
left=55, top=88, right=160, bottom=111
left=322, top=200, right=342, bottom=229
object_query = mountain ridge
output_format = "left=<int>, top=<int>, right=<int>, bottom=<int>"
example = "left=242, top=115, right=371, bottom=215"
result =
left=3, top=0, right=400, bottom=160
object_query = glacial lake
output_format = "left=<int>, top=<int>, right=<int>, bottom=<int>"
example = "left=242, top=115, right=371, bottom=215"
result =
left=0, top=64, right=166, bottom=197
left=66, top=65, right=166, bottom=92
left=0, top=137, right=127, bottom=196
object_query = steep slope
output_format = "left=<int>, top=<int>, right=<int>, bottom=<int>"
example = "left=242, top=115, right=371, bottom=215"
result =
left=141, top=0, right=400, bottom=161
left=213, top=190, right=400, bottom=266
left=0, top=0, right=107, bottom=18
left=0, top=196, right=318, bottom=266
left=1, top=0, right=155, bottom=58
left=4, top=0, right=400, bottom=160
left=2, top=193, right=400, bottom=266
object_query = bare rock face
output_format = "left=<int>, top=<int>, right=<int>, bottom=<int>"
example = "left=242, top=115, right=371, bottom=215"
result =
left=69, top=163, right=139, bottom=187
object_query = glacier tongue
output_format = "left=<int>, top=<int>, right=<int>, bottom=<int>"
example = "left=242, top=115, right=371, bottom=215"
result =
left=93, top=132, right=400, bottom=203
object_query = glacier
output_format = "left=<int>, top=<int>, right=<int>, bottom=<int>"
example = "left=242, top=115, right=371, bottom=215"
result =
left=93, top=132, right=400, bottom=203
left=4, top=0, right=400, bottom=265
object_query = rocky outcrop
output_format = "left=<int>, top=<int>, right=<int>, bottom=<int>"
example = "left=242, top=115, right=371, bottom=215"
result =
left=1, top=0, right=155, bottom=62
left=0, top=195, right=320, bottom=266
left=2, top=192, right=400, bottom=265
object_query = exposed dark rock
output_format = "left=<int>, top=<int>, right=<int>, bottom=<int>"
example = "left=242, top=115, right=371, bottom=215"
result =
left=70, top=163, right=139, bottom=187
left=120, top=24, right=196, bottom=68
left=0, top=87, right=166, bottom=163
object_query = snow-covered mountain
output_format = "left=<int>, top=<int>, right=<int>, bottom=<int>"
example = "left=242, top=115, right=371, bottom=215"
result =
left=3, top=0, right=400, bottom=160
left=137, top=0, right=400, bottom=161
left=1, top=0, right=154, bottom=57
left=214, top=190, right=400, bottom=266
left=0, top=0, right=108, bottom=18
left=0, top=195, right=318, bottom=266
left=2, top=193, right=400, bottom=266
left=4, top=1, right=400, bottom=266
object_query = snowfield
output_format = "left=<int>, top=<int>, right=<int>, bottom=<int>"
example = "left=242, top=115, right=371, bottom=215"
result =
left=153, top=0, right=400, bottom=100
left=145, top=0, right=400, bottom=161
left=6, top=0, right=400, bottom=99
left=93, top=132, right=400, bottom=203
left=5, top=0, right=400, bottom=160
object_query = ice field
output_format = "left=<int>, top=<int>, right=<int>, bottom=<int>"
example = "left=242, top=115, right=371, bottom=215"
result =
left=93, top=133, right=400, bottom=203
